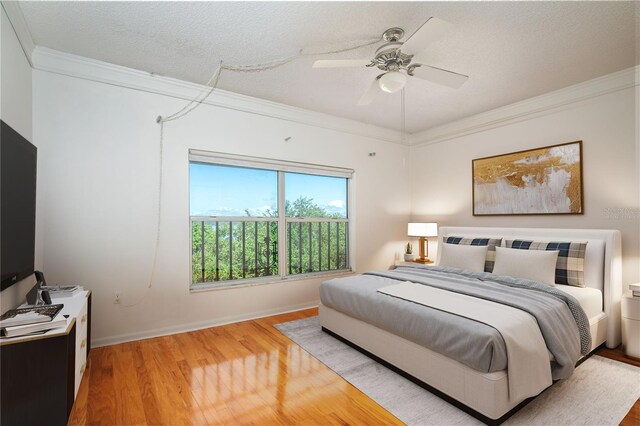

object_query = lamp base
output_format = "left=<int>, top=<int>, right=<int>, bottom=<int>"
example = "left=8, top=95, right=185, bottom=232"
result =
left=413, top=258, right=433, bottom=264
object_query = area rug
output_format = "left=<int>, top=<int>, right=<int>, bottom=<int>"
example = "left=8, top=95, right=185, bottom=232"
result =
left=275, top=316, right=640, bottom=425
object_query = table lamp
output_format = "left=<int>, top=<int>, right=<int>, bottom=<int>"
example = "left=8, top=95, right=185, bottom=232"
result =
left=408, top=222, right=438, bottom=264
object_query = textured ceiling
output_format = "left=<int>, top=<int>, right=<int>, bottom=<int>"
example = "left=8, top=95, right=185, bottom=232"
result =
left=18, top=1, right=639, bottom=134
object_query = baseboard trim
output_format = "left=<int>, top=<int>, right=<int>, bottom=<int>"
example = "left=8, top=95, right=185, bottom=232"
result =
left=92, top=301, right=319, bottom=348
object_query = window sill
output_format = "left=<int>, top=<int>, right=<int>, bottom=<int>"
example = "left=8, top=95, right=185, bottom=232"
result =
left=189, top=269, right=354, bottom=293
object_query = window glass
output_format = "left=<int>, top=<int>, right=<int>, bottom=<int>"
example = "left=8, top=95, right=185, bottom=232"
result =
left=285, top=173, right=347, bottom=218
left=190, top=163, right=277, bottom=217
left=189, top=158, right=350, bottom=288
left=285, top=221, right=348, bottom=276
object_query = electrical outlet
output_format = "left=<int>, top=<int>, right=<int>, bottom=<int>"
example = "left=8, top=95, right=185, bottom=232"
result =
left=114, top=291, right=121, bottom=304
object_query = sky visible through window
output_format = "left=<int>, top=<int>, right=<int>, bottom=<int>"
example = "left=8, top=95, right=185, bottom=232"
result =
left=190, top=163, right=347, bottom=217
left=286, top=172, right=347, bottom=218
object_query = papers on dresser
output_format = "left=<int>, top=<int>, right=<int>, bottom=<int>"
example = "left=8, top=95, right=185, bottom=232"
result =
left=0, top=304, right=64, bottom=327
left=1, top=312, right=68, bottom=338
left=43, top=285, right=84, bottom=298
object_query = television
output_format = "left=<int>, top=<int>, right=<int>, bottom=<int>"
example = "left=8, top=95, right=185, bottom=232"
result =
left=1, top=120, right=37, bottom=291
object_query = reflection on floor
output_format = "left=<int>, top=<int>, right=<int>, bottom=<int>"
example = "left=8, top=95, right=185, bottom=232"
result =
left=69, top=308, right=639, bottom=425
left=69, top=308, right=401, bottom=425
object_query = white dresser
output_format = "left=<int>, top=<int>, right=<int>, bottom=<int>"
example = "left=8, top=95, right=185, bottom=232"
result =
left=56, top=291, right=91, bottom=396
left=0, top=291, right=91, bottom=426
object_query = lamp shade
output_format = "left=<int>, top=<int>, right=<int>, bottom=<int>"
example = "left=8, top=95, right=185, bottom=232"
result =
left=407, top=222, right=438, bottom=237
left=378, top=71, right=407, bottom=93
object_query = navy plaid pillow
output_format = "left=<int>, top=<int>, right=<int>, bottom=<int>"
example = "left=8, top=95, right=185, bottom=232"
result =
left=443, top=236, right=502, bottom=273
left=506, top=240, right=587, bottom=287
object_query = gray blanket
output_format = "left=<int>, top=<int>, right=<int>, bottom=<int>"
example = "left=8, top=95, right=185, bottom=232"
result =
left=320, top=265, right=590, bottom=380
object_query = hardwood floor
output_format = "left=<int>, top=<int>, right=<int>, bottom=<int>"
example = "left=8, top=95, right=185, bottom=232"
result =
left=70, top=308, right=639, bottom=425
left=70, top=308, right=401, bottom=425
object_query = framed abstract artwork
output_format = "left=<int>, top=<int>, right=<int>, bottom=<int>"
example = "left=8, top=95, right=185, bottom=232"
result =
left=472, top=141, right=583, bottom=216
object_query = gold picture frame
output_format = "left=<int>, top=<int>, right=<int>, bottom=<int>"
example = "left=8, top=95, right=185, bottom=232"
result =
left=472, top=141, right=583, bottom=216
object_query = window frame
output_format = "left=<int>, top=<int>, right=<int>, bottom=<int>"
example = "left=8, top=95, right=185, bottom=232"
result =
left=188, top=149, right=354, bottom=291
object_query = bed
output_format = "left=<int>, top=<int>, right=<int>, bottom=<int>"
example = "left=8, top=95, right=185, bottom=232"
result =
left=318, top=226, right=622, bottom=424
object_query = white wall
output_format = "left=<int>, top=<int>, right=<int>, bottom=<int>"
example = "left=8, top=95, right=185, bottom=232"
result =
left=0, top=8, right=31, bottom=139
left=33, top=70, right=411, bottom=345
left=410, top=86, right=640, bottom=289
left=0, top=7, right=38, bottom=314
left=27, top=41, right=637, bottom=346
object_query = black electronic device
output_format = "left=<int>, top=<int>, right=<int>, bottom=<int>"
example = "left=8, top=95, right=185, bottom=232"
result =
left=26, top=271, right=52, bottom=305
left=1, top=120, right=37, bottom=291
left=25, top=285, right=39, bottom=306
left=35, top=270, right=47, bottom=287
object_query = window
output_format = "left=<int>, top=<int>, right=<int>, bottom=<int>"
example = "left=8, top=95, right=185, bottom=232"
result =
left=189, top=150, right=352, bottom=289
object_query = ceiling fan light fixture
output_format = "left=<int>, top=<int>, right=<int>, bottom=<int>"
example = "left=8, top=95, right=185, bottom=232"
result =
left=378, top=71, right=407, bottom=93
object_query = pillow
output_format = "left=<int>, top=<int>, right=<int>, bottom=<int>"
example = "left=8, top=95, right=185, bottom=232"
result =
left=443, top=236, right=503, bottom=272
left=506, top=240, right=587, bottom=287
left=438, top=243, right=488, bottom=273
left=492, top=246, right=559, bottom=286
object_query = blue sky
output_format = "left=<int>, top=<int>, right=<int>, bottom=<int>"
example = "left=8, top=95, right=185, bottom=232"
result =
left=190, top=163, right=347, bottom=217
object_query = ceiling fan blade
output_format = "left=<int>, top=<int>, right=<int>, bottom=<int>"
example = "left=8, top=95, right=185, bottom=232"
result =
left=401, top=17, right=452, bottom=56
left=357, top=78, right=381, bottom=106
left=410, top=64, right=469, bottom=89
left=313, top=59, right=371, bottom=68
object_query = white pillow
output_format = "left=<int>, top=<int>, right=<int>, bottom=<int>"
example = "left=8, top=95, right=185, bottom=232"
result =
left=438, top=243, right=488, bottom=273
left=492, top=246, right=559, bottom=286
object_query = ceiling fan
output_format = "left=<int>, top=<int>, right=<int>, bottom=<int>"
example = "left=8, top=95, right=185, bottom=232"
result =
left=313, top=17, right=469, bottom=106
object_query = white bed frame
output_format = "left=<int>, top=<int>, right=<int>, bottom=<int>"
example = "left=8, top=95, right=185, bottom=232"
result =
left=319, top=227, right=622, bottom=423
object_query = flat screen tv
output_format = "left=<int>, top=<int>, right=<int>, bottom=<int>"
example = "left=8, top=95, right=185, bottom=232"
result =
left=1, top=120, right=37, bottom=290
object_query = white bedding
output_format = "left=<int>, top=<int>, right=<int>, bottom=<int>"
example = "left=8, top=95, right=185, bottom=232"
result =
left=318, top=227, right=620, bottom=422
left=438, top=226, right=622, bottom=349
left=556, top=284, right=603, bottom=320
left=378, top=281, right=552, bottom=403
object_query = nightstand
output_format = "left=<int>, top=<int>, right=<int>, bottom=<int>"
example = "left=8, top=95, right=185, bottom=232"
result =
left=394, top=260, right=436, bottom=268
left=621, top=291, right=640, bottom=359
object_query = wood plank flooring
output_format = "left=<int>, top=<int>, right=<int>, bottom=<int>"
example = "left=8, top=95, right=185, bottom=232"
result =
left=70, top=308, right=640, bottom=425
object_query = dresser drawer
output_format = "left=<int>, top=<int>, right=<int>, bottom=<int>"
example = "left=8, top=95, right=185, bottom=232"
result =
left=74, top=299, right=89, bottom=397
left=76, top=301, right=89, bottom=341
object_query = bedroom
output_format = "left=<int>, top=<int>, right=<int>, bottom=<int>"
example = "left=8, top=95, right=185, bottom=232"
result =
left=0, top=1, right=638, bottom=425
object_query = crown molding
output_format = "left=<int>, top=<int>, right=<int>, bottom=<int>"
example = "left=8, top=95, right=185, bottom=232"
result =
left=409, top=65, right=639, bottom=147
left=30, top=46, right=404, bottom=144
left=1, top=1, right=35, bottom=66
left=22, top=36, right=638, bottom=148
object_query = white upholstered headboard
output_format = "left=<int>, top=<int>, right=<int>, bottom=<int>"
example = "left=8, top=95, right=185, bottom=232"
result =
left=437, top=226, right=622, bottom=348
